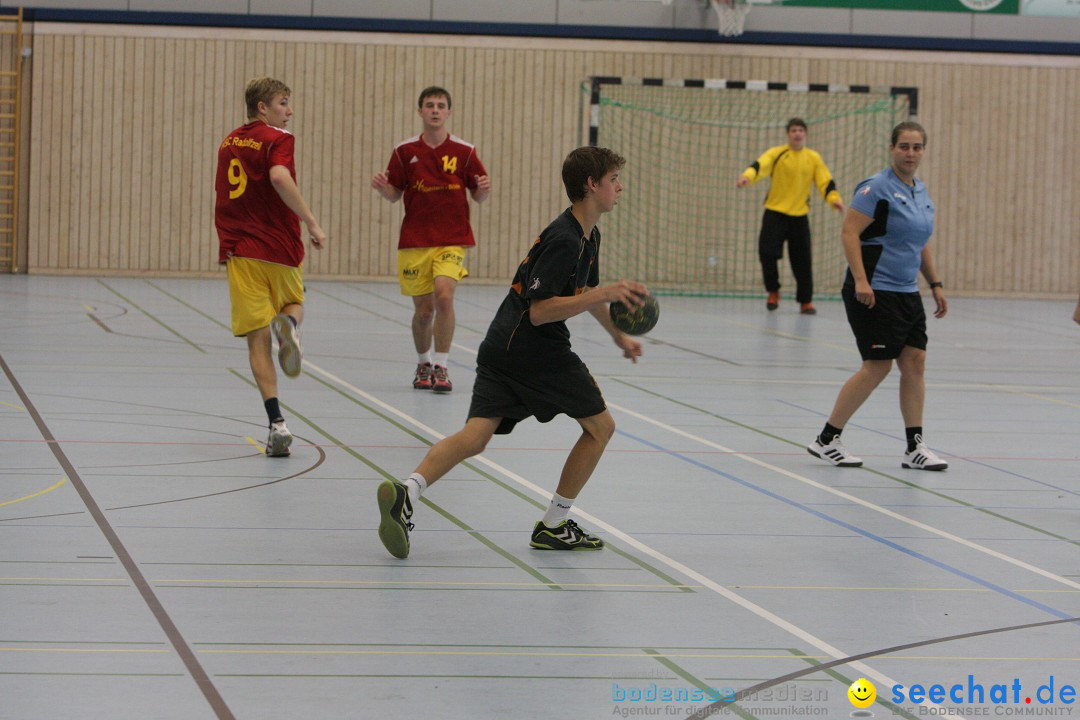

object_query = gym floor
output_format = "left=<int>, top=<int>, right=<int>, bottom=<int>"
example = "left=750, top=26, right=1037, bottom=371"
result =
left=2, top=275, right=1078, bottom=720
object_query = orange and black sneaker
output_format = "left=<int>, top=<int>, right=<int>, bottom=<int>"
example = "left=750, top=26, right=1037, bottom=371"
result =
left=766, top=291, right=780, bottom=311
left=412, top=362, right=434, bottom=390
left=432, top=365, right=453, bottom=394
left=800, top=302, right=817, bottom=315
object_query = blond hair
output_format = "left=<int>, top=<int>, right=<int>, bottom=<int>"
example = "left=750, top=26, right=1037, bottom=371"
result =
left=245, top=77, right=291, bottom=119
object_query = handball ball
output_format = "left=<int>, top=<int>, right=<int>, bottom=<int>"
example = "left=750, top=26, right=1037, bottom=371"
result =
left=610, top=294, right=660, bottom=336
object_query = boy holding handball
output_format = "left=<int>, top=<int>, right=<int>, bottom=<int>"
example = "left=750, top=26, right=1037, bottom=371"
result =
left=376, top=146, right=648, bottom=558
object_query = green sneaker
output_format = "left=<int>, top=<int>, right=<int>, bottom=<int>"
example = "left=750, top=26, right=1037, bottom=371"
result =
left=529, top=519, right=603, bottom=550
left=377, top=480, right=414, bottom=559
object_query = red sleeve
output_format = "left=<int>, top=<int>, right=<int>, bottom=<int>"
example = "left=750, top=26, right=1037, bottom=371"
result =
left=464, top=150, right=487, bottom=190
left=386, top=148, right=407, bottom=190
left=267, top=133, right=295, bottom=171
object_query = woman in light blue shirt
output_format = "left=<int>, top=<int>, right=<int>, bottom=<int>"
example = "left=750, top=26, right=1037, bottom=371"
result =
left=807, top=121, right=949, bottom=471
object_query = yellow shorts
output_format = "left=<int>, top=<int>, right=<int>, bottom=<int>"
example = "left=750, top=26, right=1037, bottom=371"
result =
left=226, top=256, right=305, bottom=337
left=397, top=246, right=469, bottom=296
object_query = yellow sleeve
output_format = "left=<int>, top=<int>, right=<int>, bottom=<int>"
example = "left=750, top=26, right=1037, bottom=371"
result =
left=743, top=145, right=786, bottom=184
left=812, top=151, right=840, bottom=205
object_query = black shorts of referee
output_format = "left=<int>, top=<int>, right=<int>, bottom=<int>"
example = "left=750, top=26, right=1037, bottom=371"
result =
left=842, top=284, right=927, bottom=361
left=468, top=360, right=607, bottom=436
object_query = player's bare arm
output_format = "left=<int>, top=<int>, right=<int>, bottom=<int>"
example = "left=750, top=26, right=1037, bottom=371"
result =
left=840, top=207, right=875, bottom=308
left=471, top=174, right=491, bottom=203
left=371, top=171, right=403, bottom=203
left=528, top=280, right=648, bottom=327
left=269, top=165, right=326, bottom=248
left=587, top=303, right=644, bottom=363
left=919, top=244, right=948, bottom=319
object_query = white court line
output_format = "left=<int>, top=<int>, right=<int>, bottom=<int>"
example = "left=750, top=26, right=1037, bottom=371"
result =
left=303, top=361, right=903, bottom=694
left=607, top=402, right=1080, bottom=592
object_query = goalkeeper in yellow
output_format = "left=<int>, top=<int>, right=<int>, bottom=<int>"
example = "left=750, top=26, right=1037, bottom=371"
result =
left=736, top=118, right=844, bottom=314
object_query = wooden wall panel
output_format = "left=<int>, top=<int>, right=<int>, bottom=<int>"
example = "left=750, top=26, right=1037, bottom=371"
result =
left=21, top=23, right=1080, bottom=297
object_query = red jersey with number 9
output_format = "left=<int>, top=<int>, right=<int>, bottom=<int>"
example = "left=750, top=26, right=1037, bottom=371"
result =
left=385, top=134, right=486, bottom=249
left=215, top=121, right=303, bottom=266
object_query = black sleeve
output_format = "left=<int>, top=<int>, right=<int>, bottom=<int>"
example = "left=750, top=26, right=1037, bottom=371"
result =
left=523, top=237, right=579, bottom=301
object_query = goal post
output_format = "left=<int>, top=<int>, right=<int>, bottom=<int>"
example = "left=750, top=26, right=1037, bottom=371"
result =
left=585, top=77, right=915, bottom=297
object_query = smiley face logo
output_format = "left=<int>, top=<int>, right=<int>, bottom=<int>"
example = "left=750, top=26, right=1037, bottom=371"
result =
left=848, top=678, right=876, bottom=708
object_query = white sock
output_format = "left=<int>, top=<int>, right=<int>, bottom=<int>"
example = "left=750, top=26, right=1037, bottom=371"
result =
left=417, top=351, right=432, bottom=366
left=403, top=473, right=427, bottom=504
left=541, top=492, right=574, bottom=527
left=433, top=352, right=449, bottom=368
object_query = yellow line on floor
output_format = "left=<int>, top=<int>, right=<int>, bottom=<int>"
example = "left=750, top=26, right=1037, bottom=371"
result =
left=200, top=649, right=822, bottom=659
left=151, top=579, right=699, bottom=588
left=0, top=647, right=167, bottom=654
left=0, top=576, right=695, bottom=589
left=8, top=577, right=1075, bottom=595
left=0, top=478, right=67, bottom=508
left=0, top=578, right=127, bottom=583
left=731, top=585, right=1080, bottom=594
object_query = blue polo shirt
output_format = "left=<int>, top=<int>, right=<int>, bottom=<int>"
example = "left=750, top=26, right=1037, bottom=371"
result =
left=846, top=166, right=935, bottom=293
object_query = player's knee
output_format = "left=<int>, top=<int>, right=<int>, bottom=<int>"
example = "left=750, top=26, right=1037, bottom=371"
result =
left=459, top=429, right=491, bottom=457
left=414, top=305, right=435, bottom=324
left=897, top=351, right=925, bottom=376
left=433, top=291, right=455, bottom=313
left=585, top=413, right=616, bottom=445
left=460, top=438, right=485, bottom=458
left=861, top=359, right=893, bottom=382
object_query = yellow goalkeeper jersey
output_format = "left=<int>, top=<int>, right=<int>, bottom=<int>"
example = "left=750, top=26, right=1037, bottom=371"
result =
left=741, top=144, right=841, bottom=217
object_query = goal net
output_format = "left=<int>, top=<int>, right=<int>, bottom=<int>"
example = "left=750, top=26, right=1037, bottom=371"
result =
left=585, top=78, right=913, bottom=297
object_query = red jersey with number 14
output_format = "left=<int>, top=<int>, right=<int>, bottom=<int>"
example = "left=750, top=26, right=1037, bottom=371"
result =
left=215, top=121, right=303, bottom=267
left=385, top=134, right=486, bottom=249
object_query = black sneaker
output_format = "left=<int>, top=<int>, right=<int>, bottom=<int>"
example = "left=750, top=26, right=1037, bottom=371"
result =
left=376, top=480, right=414, bottom=559
left=529, top=519, right=604, bottom=550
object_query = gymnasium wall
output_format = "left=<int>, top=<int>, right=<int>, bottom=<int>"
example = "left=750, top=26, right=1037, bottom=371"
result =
left=19, top=21, right=1080, bottom=296
left=3, top=1, right=1079, bottom=47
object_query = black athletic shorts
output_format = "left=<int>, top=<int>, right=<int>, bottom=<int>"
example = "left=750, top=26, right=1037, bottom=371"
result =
left=842, top=285, right=927, bottom=360
left=467, top=361, right=607, bottom=435
left=758, top=209, right=811, bottom=259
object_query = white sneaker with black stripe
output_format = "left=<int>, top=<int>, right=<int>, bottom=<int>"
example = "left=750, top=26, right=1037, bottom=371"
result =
left=266, top=419, right=293, bottom=457
left=807, top=436, right=863, bottom=467
left=902, top=440, right=948, bottom=471
left=271, top=313, right=302, bottom=378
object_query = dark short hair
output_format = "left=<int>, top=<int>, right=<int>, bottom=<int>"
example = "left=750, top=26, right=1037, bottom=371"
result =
left=418, top=86, right=451, bottom=109
left=891, top=120, right=927, bottom=146
left=561, top=147, right=626, bottom=203
left=786, top=117, right=807, bottom=132
left=245, top=77, right=290, bottom=119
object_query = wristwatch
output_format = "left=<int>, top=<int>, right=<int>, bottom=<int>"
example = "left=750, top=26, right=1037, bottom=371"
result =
left=929, top=281, right=943, bottom=289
